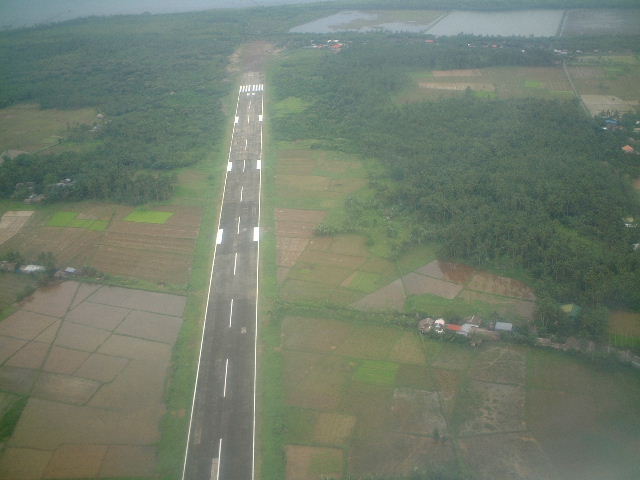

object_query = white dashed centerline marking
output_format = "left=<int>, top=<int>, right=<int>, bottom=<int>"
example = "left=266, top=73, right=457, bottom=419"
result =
left=233, top=252, right=238, bottom=276
left=240, top=186, right=243, bottom=202
left=237, top=216, right=241, bottom=234
left=229, top=299, right=233, bottom=328
left=223, top=358, right=229, bottom=398
left=243, top=160, right=246, bottom=172
left=216, top=229, right=223, bottom=245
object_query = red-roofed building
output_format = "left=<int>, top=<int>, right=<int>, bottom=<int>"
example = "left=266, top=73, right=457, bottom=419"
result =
left=622, top=145, right=635, bottom=153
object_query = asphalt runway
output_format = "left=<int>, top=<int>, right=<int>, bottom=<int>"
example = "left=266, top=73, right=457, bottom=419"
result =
left=182, top=72, right=264, bottom=480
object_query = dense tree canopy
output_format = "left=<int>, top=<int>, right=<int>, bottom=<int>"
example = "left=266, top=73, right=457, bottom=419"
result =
left=271, top=40, right=640, bottom=316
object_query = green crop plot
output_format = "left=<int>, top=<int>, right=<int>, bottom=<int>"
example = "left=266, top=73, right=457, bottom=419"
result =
left=124, top=210, right=174, bottom=224
left=48, top=211, right=108, bottom=230
left=354, top=360, right=399, bottom=386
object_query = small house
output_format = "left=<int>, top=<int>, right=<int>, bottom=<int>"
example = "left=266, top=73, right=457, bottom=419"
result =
left=418, top=317, right=434, bottom=334
left=622, top=145, right=635, bottom=153
left=19, top=264, right=46, bottom=274
left=494, top=322, right=513, bottom=332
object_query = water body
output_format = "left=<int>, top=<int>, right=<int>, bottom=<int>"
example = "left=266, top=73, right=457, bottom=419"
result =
left=290, top=9, right=640, bottom=37
left=0, top=0, right=337, bottom=30
left=428, top=10, right=564, bottom=37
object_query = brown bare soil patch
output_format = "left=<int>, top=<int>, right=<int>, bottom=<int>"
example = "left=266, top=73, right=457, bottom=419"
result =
left=98, top=445, right=157, bottom=478
left=276, top=221, right=318, bottom=238
left=285, top=445, right=343, bottom=480
left=0, top=448, right=52, bottom=479
left=6, top=341, right=49, bottom=369
left=352, top=279, right=406, bottom=311
left=0, top=366, right=37, bottom=394
left=467, top=272, right=535, bottom=300
left=70, top=283, right=100, bottom=310
left=87, top=285, right=186, bottom=317
left=282, top=316, right=352, bottom=353
left=0, top=211, right=33, bottom=245
left=43, top=346, right=90, bottom=375
left=66, top=302, right=129, bottom=331
left=277, top=174, right=331, bottom=191
left=54, top=322, right=110, bottom=352
left=469, top=346, right=526, bottom=385
left=0, top=337, right=27, bottom=365
left=0, top=310, right=57, bottom=340
left=417, top=260, right=476, bottom=284
left=277, top=237, right=309, bottom=268
left=74, top=353, right=128, bottom=383
left=6, top=226, right=101, bottom=268
left=278, top=157, right=317, bottom=175
left=633, top=177, right=640, bottom=190
left=581, top=94, right=639, bottom=116
left=44, top=444, right=107, bottom=478
left=419, top=82, right=495, bottom=91
left=115, top=310, right=182, bottom=344
left=313, top=413, right=356, bottom=445
left=307, top=236, right=333, bottom=251
left=34, top=320, right=60, bottom=343
left=401, top=272, right=463, bottom=299
left=276, top=208, right=326, bottom=224
left=22, top=281, right=79, bottom=318
left=392, top=388, right=447, bottom=435
left=284, top=351, right=353, bottom=410
left=32, top=372, right=100, bottom=405
left=91, top=246, right=191, bottom=284
left=432, top=69, right=482, bottom=77
left=389, top=332, right=426, bottom=365
left=459, top=433, right=555, bottom=480
left=458, top=381, right=526, bottom=436
left=609, top=310, right=640, bottom=336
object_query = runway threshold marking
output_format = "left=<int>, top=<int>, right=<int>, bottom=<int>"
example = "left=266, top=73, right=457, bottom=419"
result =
left=227, top=162, right=232, bottom=172
left=253, top=227, right=259, bottom=242
left=223, top=358, right=229, bottom=397
left=256, top=160, right=261, bottom=170
left=216, top=229, right=223, bottom=245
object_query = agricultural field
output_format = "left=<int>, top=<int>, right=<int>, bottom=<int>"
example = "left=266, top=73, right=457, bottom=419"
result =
left=0, top=104, right=97, bottom=154
left=609, top=310, right=640, bottom=350
left=0, top=202, right=202, bottom=289
left=269, top=312, right=640, bottom=480
left=268, top=139, right=535, bottom=322
left=567, top=54, right=640, bottom=115
left=0, top=281, right=186, bottom=478
left=396, top=67, right=573, bottom=103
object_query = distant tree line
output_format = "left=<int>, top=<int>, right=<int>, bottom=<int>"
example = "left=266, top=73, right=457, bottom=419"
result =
left=270, top=39, right=640, bottom=335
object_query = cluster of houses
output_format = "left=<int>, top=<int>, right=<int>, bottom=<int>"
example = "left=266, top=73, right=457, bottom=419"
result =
left=310, top=39, right=346, bottom=52
left=0, top=260, right=78, bottom=278
left=418, top=315, right=513, bottom=341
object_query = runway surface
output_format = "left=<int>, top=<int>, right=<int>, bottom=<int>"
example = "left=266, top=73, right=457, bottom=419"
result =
left=182, top=72, right=264, bottom=480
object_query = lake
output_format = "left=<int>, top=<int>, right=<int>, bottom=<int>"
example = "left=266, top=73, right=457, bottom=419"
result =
left=290, top=9, right=640, bottom=37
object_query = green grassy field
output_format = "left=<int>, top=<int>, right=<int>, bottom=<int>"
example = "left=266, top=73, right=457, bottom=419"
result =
left=0, top=103, right=96, bottom=153
left=396, top=66, right=573, bottom=103
left=48, top=211, right=109, bottom=230
left=124, top=210, right=174, bottom=224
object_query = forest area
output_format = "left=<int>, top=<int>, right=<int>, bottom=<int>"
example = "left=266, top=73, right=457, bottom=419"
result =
left=271, top=36, right=640, bottom=339
left=0, top=7, right=314, bottom=204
